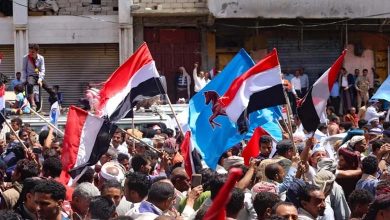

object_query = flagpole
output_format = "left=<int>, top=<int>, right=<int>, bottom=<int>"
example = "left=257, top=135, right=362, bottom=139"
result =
left=29, top=108, right=65, bottom=136
left=0, top=112, right=28, bottom=150
left=282, top=89, right=297, bottom=153
left=132, top=117, right=135, bottom=149
left=165, top=94, right=185, bottom=136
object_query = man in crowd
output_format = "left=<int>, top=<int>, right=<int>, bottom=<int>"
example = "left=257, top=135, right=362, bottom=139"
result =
left=34, top=180, right=68, bottom=220
left=355, top=68, right=370, bottom=108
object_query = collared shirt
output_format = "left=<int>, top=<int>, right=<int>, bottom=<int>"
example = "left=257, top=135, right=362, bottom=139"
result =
left=298, top=208, right=317, bottom=220
left=291, top=77, right=302, bottom=90
left=22, top=54, right=45, bottom=80
left=300, top=73, right=310, bottom=88
left=364, top=106, right=385, bottom=122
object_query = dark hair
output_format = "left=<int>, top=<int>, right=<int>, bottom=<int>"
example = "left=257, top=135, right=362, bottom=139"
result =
left=117, top=153, right=130, bottom=163
left=89, top=196, right=116, bottom=220
left=34, top=180, right=66, bottom=201
left=260, top=135, right=273, bottom=144
left=13, top=84, right=24, bottom=94
left=125, top=172, right=150, bottom=199
left=144, top=150, right=158, bottom=160
left=163, top=128, right=174, bottom=137
left=253, top=192, right=281, bottom=218
left=42, top=148, right=59, bottom=160
left=10, top=117, right=23, bottom=127
left=15, top=159, right=39, bottom=182
left=147, top=182, right=175, bottom=203
left=209, top=174, right=227, bottom=200
left=101, top=179, right=122, bottom=193
left=265, top=215, right=287, bottom=220
left=131, top=155, right=149, bottom=172
left=112, top=217, right=134, bottom=220
left=0, top=210, right=22, bottom=220
left=272, top=201, right=296, bottom=214
left=298, top=184, right=321, bottom=207
left=327, top=106, right=335, bottom=114
left=363, top=68, right=368, bottom=72
left=339, top=122, right=353, bottom=131
left=276, top=140, right=293, bottom=156
left=226, top=188, right=245, bottom=216
left=362, top=194, right=389, bottom=220
left=372, top=140, right=385, bottom=153
left=358, top=119, right=368, bottom=129
left=38, top=130, right=49, bottom=147
left=361, top=156, right=378, bottom=175
left=28, top=44, right=40, bottom=51
left=199, top=168, right=214, bottom=191
left=348, top=189, right=374, bottom=211
left=42, top=157, right=63, bottom=178
left=14, top=177, right=43, bottom=209
left=76, top=167, right=95, bottom=184
left=265, top=163, right=282, bottom=181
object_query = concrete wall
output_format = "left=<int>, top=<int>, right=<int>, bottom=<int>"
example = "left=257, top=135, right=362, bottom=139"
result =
left=29, top=16, right=119, bottom=44
left=208, top=0, right=390, bottom=18
left=132, top=0, right=208, bottom=16
left=56, top=0, right=118, bottom=15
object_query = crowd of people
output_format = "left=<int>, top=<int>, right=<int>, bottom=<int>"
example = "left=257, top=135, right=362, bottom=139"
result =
left=0, top=86, right=388, bottom=220
left=0, top=45, right=389, bottom=220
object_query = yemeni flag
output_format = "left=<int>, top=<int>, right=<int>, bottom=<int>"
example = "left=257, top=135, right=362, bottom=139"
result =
left=0, top=84, right=5, bottom=131
left=180, top=131, right=202, bottom=177
left=59, top=106, right=117, bottom=185
left=218, top=49, right=286, bottom=123
left=297, top=50, right=346, bottom=132
left=98, top=42, right=164, bottom=122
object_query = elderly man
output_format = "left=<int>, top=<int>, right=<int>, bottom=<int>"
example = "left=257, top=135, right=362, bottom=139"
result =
left=71, top=183, right=100, bottom=220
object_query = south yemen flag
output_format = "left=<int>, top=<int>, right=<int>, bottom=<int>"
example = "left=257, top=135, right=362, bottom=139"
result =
left=218, top=49, right=286, bottom=123
left=297, top=50, right=346, bottom=132
left=98, top=42, right=164, bottom=122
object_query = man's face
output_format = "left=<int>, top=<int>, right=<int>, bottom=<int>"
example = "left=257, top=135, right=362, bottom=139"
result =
left=124, top=179, right=142, bottom=203
left=355, top=140, right=368, bottom=153
left=25, top=192, right=38, bottom=214
left=363, top=70, right=368, bottom=76
left=11, top=121, right=20, bottom=131
left=112, top=133, right=122, bottom=147
left=310, top=151, right=327, bottom=167
left=355, top=69, right=360, bottom=75
left=102, top=187, right=122, bottom=207
left=34, top=192, right=62, bottom=220
left=375, top=207, right=390, bottom=220
left=275, top=205, right=298, bottom=220
left=71, top=196, right=90, bottom=217
left=16, top=73, right=21, bottom=80
left=141, top=161, right=152, bottom=175
left=276, top=165, right=286, bottom=183
left=302, top=190, right=326, bottom=218
left=120, top=159, right=130, bottom=171
left=29, top=49, right=38, bottom=58
left=173, top=173, right=191, bottom=192
left=260, top=142, right=272, bottom=157
left=51, top=142, right=62, bottom=155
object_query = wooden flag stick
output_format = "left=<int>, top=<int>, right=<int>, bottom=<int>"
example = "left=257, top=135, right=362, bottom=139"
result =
left=118, top=127, right=162, bottom=154
left=29, top=107, right=65, bottom=136
left=165, top=94, right=185, bottom=136
left=282, top=89, right=297, bottom=153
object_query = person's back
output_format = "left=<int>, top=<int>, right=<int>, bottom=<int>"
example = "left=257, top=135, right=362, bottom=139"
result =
left=356, top=156, right=379, bottom=196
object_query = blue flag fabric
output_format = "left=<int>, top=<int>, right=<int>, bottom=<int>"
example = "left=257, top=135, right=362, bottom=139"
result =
left=188, top=49, right=282, bottom=169
left=372, top=76, right=390, bottom=102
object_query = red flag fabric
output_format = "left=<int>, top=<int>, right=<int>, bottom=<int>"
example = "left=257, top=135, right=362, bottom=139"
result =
left=242, top=127, right=269, bottom=166
left=180, top=131, right=194, bottom=177
left=203, top=168, right=243, bottom=220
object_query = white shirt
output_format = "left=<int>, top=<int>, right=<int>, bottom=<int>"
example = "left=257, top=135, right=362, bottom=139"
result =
left=341, top=76, right=348, bottom=87
left=193, top=68, right=206, bottom=92
left=300, top=73, right=310, bottom=88
left=291, top=77, right=302, bottom=90
left=364, top=106, right=385, bottom=122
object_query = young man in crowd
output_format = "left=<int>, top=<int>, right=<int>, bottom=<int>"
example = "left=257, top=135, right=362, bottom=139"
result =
left=34, top=180, right=68, bottom=220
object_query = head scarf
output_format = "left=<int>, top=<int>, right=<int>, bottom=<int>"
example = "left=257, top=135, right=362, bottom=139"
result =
left=251, top=181, right=278, bottom=194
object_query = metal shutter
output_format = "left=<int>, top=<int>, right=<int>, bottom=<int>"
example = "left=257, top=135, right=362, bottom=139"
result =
left=0, top=45, right=15, bottom=79
left=39, top=44, right=119, bottom=111
left=268, top=38, right=342, bottom=84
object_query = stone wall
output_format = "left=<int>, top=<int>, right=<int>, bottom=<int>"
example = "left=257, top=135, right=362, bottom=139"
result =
left=56, top=0, right=119, bottom=15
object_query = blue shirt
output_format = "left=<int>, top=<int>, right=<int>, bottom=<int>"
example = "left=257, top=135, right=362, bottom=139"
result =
left=356, top=175, right=378, bottom=196
left=9, top=79, right=22, bottom=90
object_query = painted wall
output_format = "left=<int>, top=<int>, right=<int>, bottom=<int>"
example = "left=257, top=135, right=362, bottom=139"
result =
left=344, top=44, right=375, bottom=87
left=208, top=0, right=390, bottom=18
